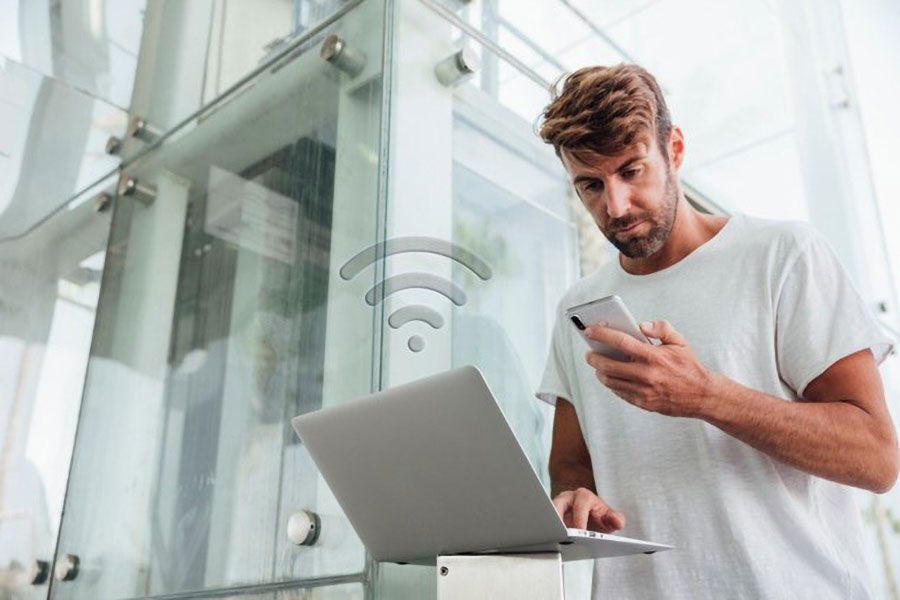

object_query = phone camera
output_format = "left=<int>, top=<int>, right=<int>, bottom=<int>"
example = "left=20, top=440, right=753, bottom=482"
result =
left=570, top=315, right=586, bottom=330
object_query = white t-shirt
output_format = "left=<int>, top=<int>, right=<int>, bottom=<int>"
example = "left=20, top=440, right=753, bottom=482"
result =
left=537, top=212, right=895, bottom=600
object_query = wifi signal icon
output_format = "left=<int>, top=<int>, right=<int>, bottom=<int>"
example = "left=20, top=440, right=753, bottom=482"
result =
left=340, top=237, right=493, bottom=352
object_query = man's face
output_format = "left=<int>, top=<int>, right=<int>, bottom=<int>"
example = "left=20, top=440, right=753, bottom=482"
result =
left=561, top=135, right=678, bottom=259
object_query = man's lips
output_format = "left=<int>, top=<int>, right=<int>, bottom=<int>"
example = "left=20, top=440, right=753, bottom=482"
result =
left=614, top=220, right=644, bottom=235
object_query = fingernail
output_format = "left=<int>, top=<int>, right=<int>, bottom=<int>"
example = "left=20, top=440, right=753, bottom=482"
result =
left=640, top=321, right=652, bottom=330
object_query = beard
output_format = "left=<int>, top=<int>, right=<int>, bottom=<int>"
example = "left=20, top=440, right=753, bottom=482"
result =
left=603, top=172, right=678, bottom=259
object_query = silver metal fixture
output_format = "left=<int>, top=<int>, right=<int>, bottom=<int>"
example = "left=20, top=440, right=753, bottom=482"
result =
left=117, top=173, right=157, bottom=206
left=435, top=47, right=479, bottom=87
left=29, top=560, right=50, bottom=585
left=418, top=0, right=553, bottom=92
left=320, top=34, right=366, bottom=77
left=127, top=115, right=161, bottom=143
left=286, top=510, right=321, bottom=546
left=93, top=192, right=113, bottom=213
left=105, top=136, right=122, bottom=156
left=54, top=554, right=79, bottom=582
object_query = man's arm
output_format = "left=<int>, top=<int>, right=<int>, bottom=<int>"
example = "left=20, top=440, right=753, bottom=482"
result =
left=585, top=321, right=900, bottom=494
left=549, top=398, right=596, bottom=497
left=702, top=348, right=899, bottom=494
left=549, top=398, right=625, bottom=532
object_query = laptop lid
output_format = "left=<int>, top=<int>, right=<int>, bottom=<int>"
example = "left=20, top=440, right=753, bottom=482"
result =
left=291, top=365, right=569, bottom=563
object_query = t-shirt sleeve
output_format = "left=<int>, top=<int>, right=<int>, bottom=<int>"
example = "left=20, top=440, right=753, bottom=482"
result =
left=535, top=309, right=576, bottom=406
left=775, top=230, right=896, bottom=397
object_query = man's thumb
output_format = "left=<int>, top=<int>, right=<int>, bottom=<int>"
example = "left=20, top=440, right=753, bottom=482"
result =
left=640, top=320, right=688, bottom=346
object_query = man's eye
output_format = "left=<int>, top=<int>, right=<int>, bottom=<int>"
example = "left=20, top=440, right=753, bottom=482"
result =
left=584, top=181, right=602, bottom=192
left=623, top=168, right=641, bottom=179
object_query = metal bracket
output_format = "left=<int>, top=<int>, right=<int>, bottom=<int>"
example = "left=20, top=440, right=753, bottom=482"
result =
left=435, top=47, right=479, bottom=87
left=105, top=136, right=123, bottom=156
left=286, top=510, right=321, bottom=546
left=28, top=560, right=50, bottom=586
left=127, top=115, right=162, bottom=143
left=54, top=554, right=79, bottom=582
left=93, top=191, right=114, bottom=213
left=117, top=173, right=157, bottom=206
left=320, top=34, right=367, bottom=77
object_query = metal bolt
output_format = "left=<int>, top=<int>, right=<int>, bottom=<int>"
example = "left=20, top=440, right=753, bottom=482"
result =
left=105, top=136, right=123, bottom=156
left=127, top=115, right=161, bottom=143
left=29, top=560, right=50, bottom=585
left=93, top=192, right=113, bottom=213
left=320, top=34, right=366, bottom=77
left=440, top=566, right=449, bottom=576
left=117, top=173, right=156, bottom=206
left=435, top=47, right=479, bottom=87
left=286, top=510, right=321, bottom=546
left=54, top=554, right=79, bottom=582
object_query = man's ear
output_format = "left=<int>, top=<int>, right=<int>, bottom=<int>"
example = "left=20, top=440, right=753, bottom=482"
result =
left=668, top=126, right=685, bottom=170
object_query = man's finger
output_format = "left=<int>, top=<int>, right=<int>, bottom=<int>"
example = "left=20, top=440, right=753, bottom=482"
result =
left=552, top=493, right=573, bottom=519
left=572, top=493, right=593, bottom=530
left=585, top=326, right=654, bottom=361
left=640, top=320, right=688, bottom=346
left=602, top=375, right=645, bottom=403
left=587, top=506, right=625, bottom=533
left=585, top=351, right=645, bottom=381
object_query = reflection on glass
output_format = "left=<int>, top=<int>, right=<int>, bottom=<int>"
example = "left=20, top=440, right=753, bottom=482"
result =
left=0, top=181, right=112, bottom=599
left=201, top=0, right=350, bottom=103
left=0, top=58, right=127, bottom=239
left=445, top=0, right=817, bottom=219
left=0, top=0, right=146, bottom=109
left=449, top=84, right=576, bottom=480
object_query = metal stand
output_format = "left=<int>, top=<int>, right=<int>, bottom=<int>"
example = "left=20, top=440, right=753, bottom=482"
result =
left=436, top=553, right=564, bottom=600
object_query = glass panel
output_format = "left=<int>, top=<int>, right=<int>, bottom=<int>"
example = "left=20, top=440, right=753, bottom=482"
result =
left=0, top=177, right=113, bottom=598
left=201, top=0, right=353, bottom=103
left=0, top=57, right=127, bottom=239
left=374, top=4, right=591, bottom=598
left=129, top=0, right=353, bottom=135
left=0, top=0, right=146, bottom=109
left=50, top=1, right=386, bottom=597
left=438, top=0, right=817, bottom=219
left=449, top=82, right=575, bottom=478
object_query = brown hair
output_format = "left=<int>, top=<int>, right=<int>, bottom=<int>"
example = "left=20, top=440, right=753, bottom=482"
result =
left=539, top=64, right=672, bottom=163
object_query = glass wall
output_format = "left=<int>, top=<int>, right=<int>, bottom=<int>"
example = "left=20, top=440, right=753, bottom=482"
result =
left=49, top=1, right=386, bottom=598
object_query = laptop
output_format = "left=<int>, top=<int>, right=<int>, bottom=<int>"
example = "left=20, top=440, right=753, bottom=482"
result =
left=291, top=365, right=672, bottom=565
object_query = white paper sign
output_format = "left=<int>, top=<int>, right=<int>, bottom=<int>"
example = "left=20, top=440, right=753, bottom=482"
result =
left=205, top=166, right=297, bottom=265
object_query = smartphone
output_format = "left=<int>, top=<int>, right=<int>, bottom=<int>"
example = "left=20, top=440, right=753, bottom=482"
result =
left=565, top=295, right=651, bottom=361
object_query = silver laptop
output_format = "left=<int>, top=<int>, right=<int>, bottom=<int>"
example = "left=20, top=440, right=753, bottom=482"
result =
left=291, top=365, right=672, bottom=565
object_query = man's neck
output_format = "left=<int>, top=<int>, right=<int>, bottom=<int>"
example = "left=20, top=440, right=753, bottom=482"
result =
left=619, top=200, right=729, bottom=275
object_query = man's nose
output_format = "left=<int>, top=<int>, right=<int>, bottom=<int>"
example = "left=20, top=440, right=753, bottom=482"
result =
left=605, top=181, right=631, bottom=218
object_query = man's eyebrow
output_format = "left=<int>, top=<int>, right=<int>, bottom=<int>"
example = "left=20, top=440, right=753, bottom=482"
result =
left=572, top=156, right=646, bottom=185
left=573, top=174, right=600, bottom=185
left=616, top=156, right=645, bottom=172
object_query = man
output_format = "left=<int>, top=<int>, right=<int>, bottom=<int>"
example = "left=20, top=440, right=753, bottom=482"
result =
left=536, top=64, right=898, bottom=599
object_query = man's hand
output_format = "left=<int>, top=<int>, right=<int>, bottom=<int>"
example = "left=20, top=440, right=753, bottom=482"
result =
left=552, top=487, right=625, bottom=533
left=584, top=320, right=713, bottom=418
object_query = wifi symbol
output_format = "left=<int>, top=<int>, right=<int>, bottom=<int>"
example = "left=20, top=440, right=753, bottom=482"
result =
left=340, top=237, right=493, bottom=352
